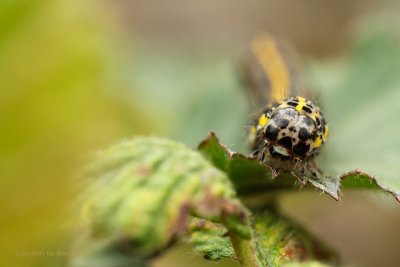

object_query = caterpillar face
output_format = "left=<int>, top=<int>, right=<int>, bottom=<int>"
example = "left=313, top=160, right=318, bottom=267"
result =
left=250, top=96, right=328, bottom=163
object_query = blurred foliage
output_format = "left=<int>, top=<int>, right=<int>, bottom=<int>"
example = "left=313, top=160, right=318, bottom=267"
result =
left=71, top=137, right=339, bottom=267
left=189, top=209, right=337, bottom=266
left=189, top=218, right=235, bottom=261
left=282, top=261, right=332, bottom=267
left=131, top=45, right=250, bottom=150
left=0, top=1, right=153, bottom=267
left=251, top=210, right=336, bottom=266
left=2, top=0, right=400, bottom=266
left=70, top=19, right=400, bottom=267
left=71, top=137, right=251, bottom=266
left=312, top=24, right=400, bottom=198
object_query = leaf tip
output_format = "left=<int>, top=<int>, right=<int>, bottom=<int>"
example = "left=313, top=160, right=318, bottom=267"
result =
left=341, top=169, right=400, bottom=203
left=197, top=131, right=218, bottom=149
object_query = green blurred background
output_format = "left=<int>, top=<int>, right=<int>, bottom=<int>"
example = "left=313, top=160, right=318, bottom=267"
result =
left=1, top=1, right=400, bottom=267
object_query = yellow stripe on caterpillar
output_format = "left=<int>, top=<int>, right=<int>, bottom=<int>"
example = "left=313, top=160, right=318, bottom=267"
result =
left=313, top=136, right=322, bottom=148
left=295, top=96, right=307, bottom=112
left=258, top=114, right=269, bottom=126
left=251, top=34, right=290, bottom=102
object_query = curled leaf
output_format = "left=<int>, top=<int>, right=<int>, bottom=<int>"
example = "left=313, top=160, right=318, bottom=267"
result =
left=71, top=137, right=250, bottom=265
left=340, top=169, right=400, bottom=202
left=198, top=132, right=400, bottom=202
left=198, top=132, right=340, bottom=200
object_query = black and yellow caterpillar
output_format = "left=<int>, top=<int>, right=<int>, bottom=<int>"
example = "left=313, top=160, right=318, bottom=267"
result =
left=241, top=34, right=328, bottom=177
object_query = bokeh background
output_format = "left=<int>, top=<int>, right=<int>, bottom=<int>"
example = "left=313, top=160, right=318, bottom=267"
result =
left=1, top=1, right=400, bottom=267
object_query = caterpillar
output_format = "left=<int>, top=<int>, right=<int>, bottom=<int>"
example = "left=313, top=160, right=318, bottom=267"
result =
left=241, top=34, right=328, bottom=178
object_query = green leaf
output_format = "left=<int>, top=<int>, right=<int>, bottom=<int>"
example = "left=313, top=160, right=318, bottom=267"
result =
left=71, top=137, right=251, bottom=264
left=340, top=170, right=400, bottom=202
left=251, top=209, right=337, bottom=267
left=313, top=27, right=400, bottom=201
left=282, top=261, right=333, bottom=267
left=188, top=209, right=338, bottom=266
left=198, top=132, right=340, bottom=201
left=68, top=233, right=148, bottom=267
left=198, top=131, right=400, bottom=202
left=189, top=218, right=234, bottom=261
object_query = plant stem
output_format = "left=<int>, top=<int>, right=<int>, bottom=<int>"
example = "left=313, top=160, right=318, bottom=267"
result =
left=230, top=232, right=261, bottom=267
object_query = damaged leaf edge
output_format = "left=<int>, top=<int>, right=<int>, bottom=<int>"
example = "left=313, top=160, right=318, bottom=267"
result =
left=198, top=132, right=400, bottom=203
